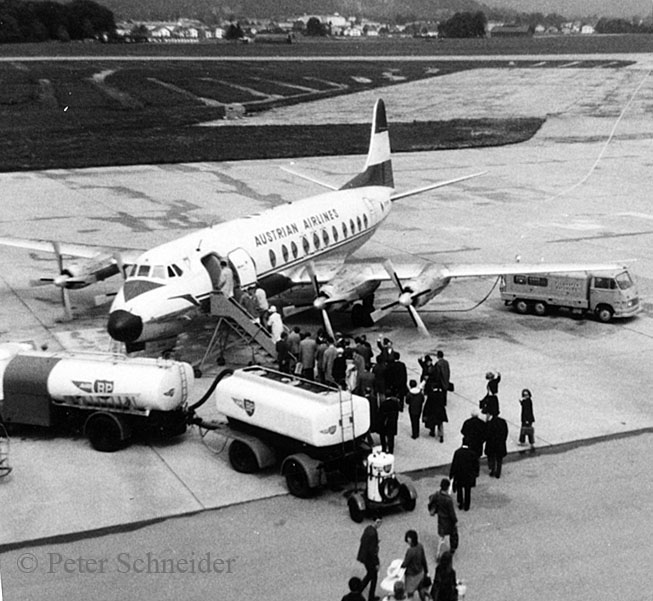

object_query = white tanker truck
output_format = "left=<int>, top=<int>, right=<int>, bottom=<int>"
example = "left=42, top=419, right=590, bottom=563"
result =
left=0, top=343, right=193, bottom=452
left=190, top=366, right=417, bottom=513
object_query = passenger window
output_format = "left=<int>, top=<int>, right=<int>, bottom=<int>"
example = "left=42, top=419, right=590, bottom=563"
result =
left=363, top=214, right=368, bottom=228
left=313, top=232, right=320, bottom=249
left=322, top=229, right=329, bottom=246
left=356, top=216, right=362, bottom=231
left=342, top=223, right=348, bottom=237
left=350, top=219, right=356, bottom=233
left=332, top=226, right=339, bottom=242
left=269, top=249, right=277, bottom=267
left=282, top=245, right=289, bottom=263
left=291, top=241, right=298, bottom=258
left=302, top=237, right=310, bottom=254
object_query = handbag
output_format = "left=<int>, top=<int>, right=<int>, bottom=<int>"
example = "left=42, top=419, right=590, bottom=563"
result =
left=448, top=382, right=455, bottom=392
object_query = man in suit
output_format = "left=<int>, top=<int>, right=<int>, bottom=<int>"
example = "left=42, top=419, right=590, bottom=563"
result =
left=449, top=437, right=480, bottom=511
left=461, top=410, right=487, bottom=457
left=485, top=412, right=509, bottom=478
left=428, top=478, right=459, bottom=556
left=357, top=517, right=382, bottom=601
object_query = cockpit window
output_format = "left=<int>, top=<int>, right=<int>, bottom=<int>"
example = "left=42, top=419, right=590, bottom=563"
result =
left=167, top=266, right=176, bottom=278
left=151, top=265, right=166, bottom=280
left=137, top=265, right=151, bottom=278
left=128, top=264, right=138, bottom=278
left=172, top=264, right=183, bottom=276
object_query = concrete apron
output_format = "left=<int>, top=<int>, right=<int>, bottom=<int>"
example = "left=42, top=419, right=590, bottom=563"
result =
left=1, top=55, right=652, bottom=547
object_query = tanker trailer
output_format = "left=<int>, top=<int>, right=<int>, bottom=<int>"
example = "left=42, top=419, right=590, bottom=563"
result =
left=0, top=343, right=193, bottom=451
left=209, top=366, right=372, bottom=497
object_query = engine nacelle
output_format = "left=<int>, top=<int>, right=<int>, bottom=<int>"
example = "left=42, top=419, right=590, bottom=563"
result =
left=401, top=265, right=451, bottom=308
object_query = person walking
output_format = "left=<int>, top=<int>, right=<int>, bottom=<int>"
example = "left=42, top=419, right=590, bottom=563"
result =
left=218, top=260, right=234, bottom=298
left=449, top=437, right=480, bottom=511
left=385, top=352, right=408, bottom=409
left=379, top=395, right=401, bottom=454
left=254, top=284, right=269, bottom=322
left=357, top=517, right=382, bottom=601
left=427, top=478, right=459, bottom=556
left=298, top=331, right=317, bottom=380
left=423, top=382, right=447, bottom=441
left=266, top=305, right=284, bottom=343
left=460, top=410, right=486, bottom=458
left=485, top=412, right=509, bottom=478
left=406, top=380, right=425, bottom=439
left=434, top=350, right=451, bottom=401
left=401, top=530, right=428, bottom=600
left=275, top=331, right=292, bottom=374
left=518, top=388, right=536, bottom=451
left=430, top=551, right=458, bottom=601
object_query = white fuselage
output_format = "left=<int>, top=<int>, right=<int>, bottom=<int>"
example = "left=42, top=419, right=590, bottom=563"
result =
left=108, top=185, right=393, bottom=345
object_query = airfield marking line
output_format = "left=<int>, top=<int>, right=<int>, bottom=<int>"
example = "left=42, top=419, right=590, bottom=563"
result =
left=147, top=77, right=224, bottom=107
left=545, top=68, right=652, bottom=202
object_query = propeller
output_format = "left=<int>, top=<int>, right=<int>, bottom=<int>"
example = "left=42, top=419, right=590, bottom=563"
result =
left=371, top=260, right=430, bottom=336
left=305, top=261, right=336, bottom=341
left=52, top=241, right=73, bottom=321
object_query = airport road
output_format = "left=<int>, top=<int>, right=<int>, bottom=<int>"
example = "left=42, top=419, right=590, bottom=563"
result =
left=0, top=54, right=652, bottom=560
left=1, top=432, right=652, bottom=601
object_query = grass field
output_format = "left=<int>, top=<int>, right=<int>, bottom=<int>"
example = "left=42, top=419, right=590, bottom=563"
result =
left=0, top=34, right=649, bottom=171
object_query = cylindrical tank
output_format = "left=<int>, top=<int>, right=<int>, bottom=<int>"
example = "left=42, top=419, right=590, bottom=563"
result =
left=214, top=366, right=370, bottom=448
left=0, top=344, right=194, bottom=426
left=366, top=447, right=395, bottom=503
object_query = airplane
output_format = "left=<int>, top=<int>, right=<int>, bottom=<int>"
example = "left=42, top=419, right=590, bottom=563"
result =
left=0, top=99, right=625, bottom=349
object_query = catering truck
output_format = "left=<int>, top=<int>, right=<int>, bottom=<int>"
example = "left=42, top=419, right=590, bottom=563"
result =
left=500, top=267, right=640, bottom=322
left=196, top=366, right=379, bottom=499
left=0, top=343, right=193, bottom=451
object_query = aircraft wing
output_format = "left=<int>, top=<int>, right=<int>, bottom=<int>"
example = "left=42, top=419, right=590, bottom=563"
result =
left=0, top=236, right=142, bottom=263
left=441, top=262, right=628, bottom=279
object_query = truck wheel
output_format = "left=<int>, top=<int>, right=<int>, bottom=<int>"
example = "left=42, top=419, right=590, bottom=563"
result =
left=283, top=459, right=312, bottom=498
left=515, top=299, right=530, bottom=314
left=399, top=482, right=417, bottom=512
left=228, top=440, right=259, bottom=474
left=596, top=305, right=614, bottom=323
left=533, top=301, right=548, bottom=316
left=85, top=412, right=127, bottom=452
left=348, top=493, right=366, bottom=523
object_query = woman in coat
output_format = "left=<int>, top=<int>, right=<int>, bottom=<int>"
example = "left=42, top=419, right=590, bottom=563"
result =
left=401, top=530, right=428, bottom=600
left=431, top=551, right=458, bottom=601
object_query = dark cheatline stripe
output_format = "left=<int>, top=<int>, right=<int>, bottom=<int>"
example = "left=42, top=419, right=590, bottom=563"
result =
left=339, top=160, right=394, bottom=190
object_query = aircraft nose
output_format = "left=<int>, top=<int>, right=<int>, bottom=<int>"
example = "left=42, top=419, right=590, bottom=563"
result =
left=107, top=310, right=143, bottom=342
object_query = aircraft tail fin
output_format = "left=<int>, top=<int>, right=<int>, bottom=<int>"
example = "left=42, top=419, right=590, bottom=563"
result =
left=340, top=99, right=394, bottom=191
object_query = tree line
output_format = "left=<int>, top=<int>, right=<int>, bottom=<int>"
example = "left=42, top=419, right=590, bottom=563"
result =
left=0, top=0, right=116, bottom=43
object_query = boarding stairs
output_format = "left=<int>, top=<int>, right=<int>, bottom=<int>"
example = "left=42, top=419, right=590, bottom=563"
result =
left=199, top=292, right=277, bottom=371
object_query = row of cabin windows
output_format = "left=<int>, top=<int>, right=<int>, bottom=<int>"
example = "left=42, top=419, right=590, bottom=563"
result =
left=269, top=215, right=369, bottom=269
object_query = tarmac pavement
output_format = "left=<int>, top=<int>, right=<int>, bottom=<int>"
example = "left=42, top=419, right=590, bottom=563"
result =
left=1, top=53, right=652, bottom=549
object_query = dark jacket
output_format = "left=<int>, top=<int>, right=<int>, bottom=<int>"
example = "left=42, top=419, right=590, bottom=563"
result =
left=406, top=388, right=425, bottom=417
left=428, top=490, right=457, bottom=535
left=461, top=416, right=486, bottom=457
left=520, top=397, right=535, bottom=425
left=379, top=396, right=401, bottom=436
left=432, top=565, right=458, bottom=601
left=356, top=525, right=379, bottom=566
left=434, top=358, right=450, bottom=391
left=449, top=445, right=480, bottom=488
left=485, top=415, right=509, bottom=458
left=480, top=393, right=499, bottom=417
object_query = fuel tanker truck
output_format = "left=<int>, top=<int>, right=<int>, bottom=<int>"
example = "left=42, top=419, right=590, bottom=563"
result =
left=0, top=343, right=193, bottom=452
left=189, top=365, right=417, bottom=512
